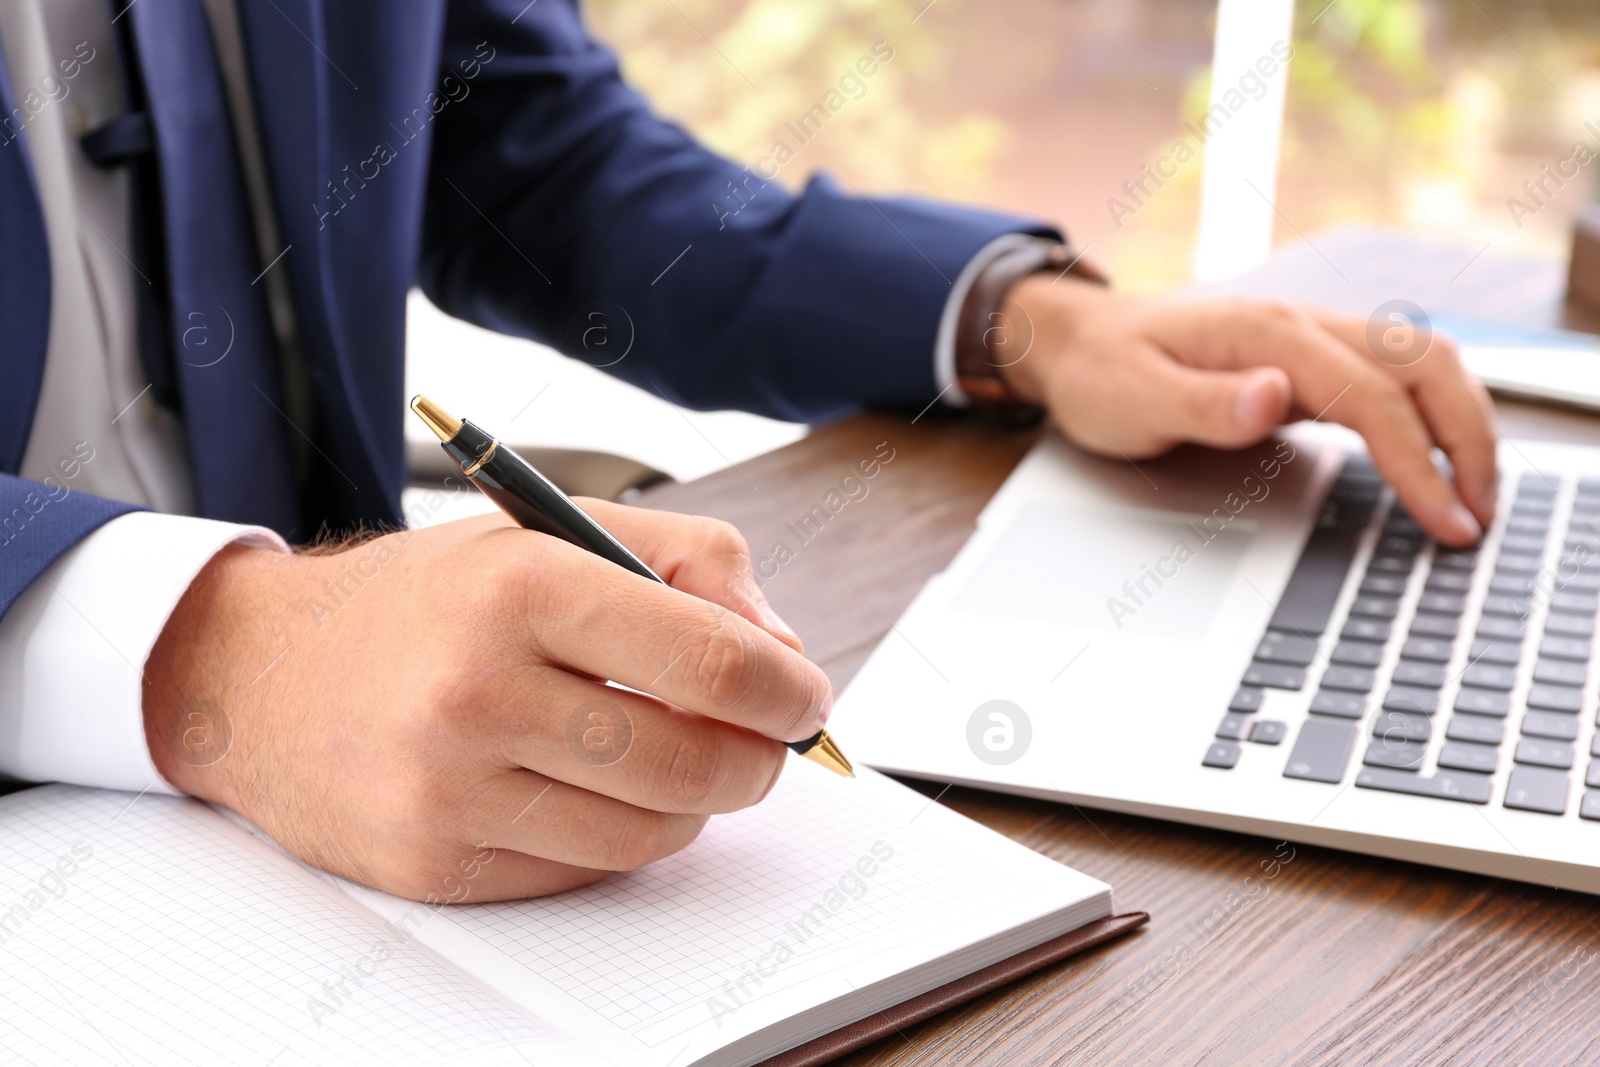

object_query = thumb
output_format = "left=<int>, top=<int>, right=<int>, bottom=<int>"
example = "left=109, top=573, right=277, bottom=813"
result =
left=1147, top=361, right=1293, bottom=449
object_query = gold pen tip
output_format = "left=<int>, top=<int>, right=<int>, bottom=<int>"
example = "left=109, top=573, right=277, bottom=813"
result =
left=410, top=394, right=463, bottom=442
left=802, top=731, right=855, bottom=778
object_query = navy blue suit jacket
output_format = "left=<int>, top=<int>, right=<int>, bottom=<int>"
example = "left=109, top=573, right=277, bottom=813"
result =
left=0, top=0, right=1050, bottom=616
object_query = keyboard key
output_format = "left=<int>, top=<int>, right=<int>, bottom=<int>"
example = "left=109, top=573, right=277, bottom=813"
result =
left=1593, top=734, right=1600, bottom=758
left=1515, top=738, right=1574, bottom=769
left=1377, top=535, right=1423, bottom=556
left=1255, top=631, right=1319, bottom=666
left=1242, top=661, right=1306, bottom=690
left=1535, top=659, right=1588, bottom=687
left=1342, top=617, right=1392, bottom=642
left=1432, top=549, right=1477, bottom=571
left=1438, top=740, right=1499, bottom=774
left=1423, top=570, right=1472, bottom=593
left=1351, top=596, right=1400, bottom=620
left=1505, top=766, right=1569, bottom=814
left=1588, top=761, right=1600, bottom=789
left=1526, top=685, right=1583, bottom=714
left=1249, top=719, right=1287, bottom=745
left=1401, top=636, right=1453, bottom=663
left=1217, top=713, right=1251, bottom=740
left=1481, top=595, right=1533, bottom=617
left=1228, top=686, right=1264, bottom=713
left=1489, top=574, right=1536, bottom=597
left=1282, top=719, right=1357, bottom=783
left=1417, top=592, right=1466, bottom=616
left=1582, top=792, right=1600, bottom=821
left=1270, top=522, right=1368, bottom=635
left=1508, top=515, right=1549, bottom=535
left=1518, top=475, right=1558, bottom=497
left=1373, top=709, right=1431, bottom=742
left=1359, top=574, right=1408, bottom=597
left=1468, top=638, right=1521, bottom=666
left=1475, top=616, right=1525, bottom=641
left=1410, top=614, right=1460, bottom=638
left=1364, top=737, right=1426, bottom=770
left=1558, top=571, right=1600, bottom=594
left=1522, top=710, right=1579, bottom=741
left=1367, top=555, right=1414, bottom=575
left=1309, top=690, right=1365, bottom=718
left=1455, top=687, right=1511, bottom=716
left=1356, top=766, right=1493, bottom=803
left=1202, top=742, right=1240, bottom=769
left=1320, top=664, right=1375, bottom=693
left=1446, top=715, right=1504, bottom=745
left=1461, top=663, right=1517, bottom=691
left=1495, top=555, right=1542, bottom=577
left=1392, top=661, right=1447, bottom=688
left=1501, top=533, right=1549, bottom=554
left=1552, top=591, right=1600, bottom=615
left=1330, top=641, right=1384, bottom=667
left=1511, top=498, right=1555, bottom=517
left=1540, top=635, right=1593, bottom=662
left=1546, top=613, right=1596, bottom=638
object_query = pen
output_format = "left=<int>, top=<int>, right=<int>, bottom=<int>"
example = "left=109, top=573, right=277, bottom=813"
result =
left=410, top=395, right=854, bottom=778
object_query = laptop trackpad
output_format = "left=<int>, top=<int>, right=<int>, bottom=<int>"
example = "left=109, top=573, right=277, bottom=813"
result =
left=953, top=502, right=1256, bottom=638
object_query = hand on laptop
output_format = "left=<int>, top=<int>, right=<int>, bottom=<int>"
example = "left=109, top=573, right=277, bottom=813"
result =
left=142, top=504, right=830, bottom=902
left=1001, top=276, right=1498, bottom=547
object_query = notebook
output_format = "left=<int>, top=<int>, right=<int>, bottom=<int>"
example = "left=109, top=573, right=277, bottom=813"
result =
left=0, top=756, right=1138, bottom=1066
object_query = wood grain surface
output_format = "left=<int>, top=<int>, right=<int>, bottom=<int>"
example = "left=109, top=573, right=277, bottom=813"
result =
left=640, top=235, right=1600, bottom=1066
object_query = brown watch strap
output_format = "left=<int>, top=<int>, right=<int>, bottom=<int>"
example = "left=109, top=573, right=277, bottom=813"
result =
left=954, top=240, right=1107, bottom=421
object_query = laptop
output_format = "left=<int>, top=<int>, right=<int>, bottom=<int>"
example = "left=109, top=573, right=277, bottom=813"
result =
left=830, top=422, right=1600, bottom=893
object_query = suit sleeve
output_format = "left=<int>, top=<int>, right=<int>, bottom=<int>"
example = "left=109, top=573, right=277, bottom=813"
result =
left=419, top=0, right=1060, bottom=424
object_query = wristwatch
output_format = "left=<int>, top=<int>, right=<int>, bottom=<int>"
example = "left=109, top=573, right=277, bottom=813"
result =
left=953, top=239, right=1108, bottom=422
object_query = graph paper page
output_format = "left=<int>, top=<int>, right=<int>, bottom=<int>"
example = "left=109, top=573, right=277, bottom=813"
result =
left=346, top=758, right=1112, bottom=1067
left=0, top=785, right=598, bottom=1067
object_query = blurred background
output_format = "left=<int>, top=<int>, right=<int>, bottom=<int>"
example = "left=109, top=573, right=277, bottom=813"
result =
left=408, top=0, right=1600, bottom=498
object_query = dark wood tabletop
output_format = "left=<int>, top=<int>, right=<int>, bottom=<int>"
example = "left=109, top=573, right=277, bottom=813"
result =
left=640, top=231, right=1600, bottom=1067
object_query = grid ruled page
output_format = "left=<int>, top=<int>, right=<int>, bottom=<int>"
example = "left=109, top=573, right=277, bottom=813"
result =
left=0, top=785, right=597, bottom=1067
left=346, top=758, right=1112, bottom=1067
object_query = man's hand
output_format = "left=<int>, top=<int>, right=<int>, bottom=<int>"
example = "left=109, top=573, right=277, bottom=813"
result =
left=142, top=503, right=830, bottom=903
left=1000, top=276, right=1498, bottom=546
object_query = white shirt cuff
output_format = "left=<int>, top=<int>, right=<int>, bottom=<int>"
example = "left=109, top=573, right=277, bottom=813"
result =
left=0, top=511, right=289, bottom=794
left=933, top=233, right=1052, bottom=408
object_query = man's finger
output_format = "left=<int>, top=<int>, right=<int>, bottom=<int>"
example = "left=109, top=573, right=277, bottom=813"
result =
left=1123, top=353, right=1293, bottom=450
left=508, top=535, right=834, bottom=743
left=575, top=499, right=804, bottom=654
left=1304, top=310, right=1499, bottom=525
left=1148, top=303, right=1481, bottom=546
left=474, top=671, right=787, bottom=816
left=471, top=768, right=710, bottom=873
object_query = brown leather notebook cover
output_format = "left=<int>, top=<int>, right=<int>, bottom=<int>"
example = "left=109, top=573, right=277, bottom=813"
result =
left=756, top=908, right=1149, bottom=1067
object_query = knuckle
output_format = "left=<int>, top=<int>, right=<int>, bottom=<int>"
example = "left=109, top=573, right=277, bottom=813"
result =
left=601, top=808, right=681, bottom=870
left=656, top=732, right=726, bottom=809
left=695, top=517, right=751, bottom=562
left=688, top=622, right=760, bottom=712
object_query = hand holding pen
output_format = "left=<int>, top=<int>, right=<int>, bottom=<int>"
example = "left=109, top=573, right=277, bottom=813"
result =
left=412, top=395, right=853, bottom=777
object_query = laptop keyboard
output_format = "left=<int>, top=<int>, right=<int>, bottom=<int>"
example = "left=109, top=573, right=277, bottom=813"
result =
left=1205, top=455, right=1600, bottom=820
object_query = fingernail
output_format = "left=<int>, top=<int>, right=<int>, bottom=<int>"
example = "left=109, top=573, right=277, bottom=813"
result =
left=1447, top=502, right=1482, bottom=543
left=812, top=688, right=834, bottom=733
left=755, top=596, right=800, bottom=643
left=1233, top=373, right=1278, bottom=430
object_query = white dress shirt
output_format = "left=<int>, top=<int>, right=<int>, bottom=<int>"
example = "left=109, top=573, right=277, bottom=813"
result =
left=0, top=1, right=1007, bottom=795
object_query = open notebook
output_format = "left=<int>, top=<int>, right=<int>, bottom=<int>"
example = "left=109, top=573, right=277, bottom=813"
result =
left=0, top=758, right=1127, bottom=1066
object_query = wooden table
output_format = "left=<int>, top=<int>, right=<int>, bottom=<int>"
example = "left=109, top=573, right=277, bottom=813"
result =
left=640, top=231, right=1600, bottom=1066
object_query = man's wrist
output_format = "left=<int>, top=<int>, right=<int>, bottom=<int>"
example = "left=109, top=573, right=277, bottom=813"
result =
left=143, top=541, right=293, bottom=806
left=954, top=241, right=1106, bottom=418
